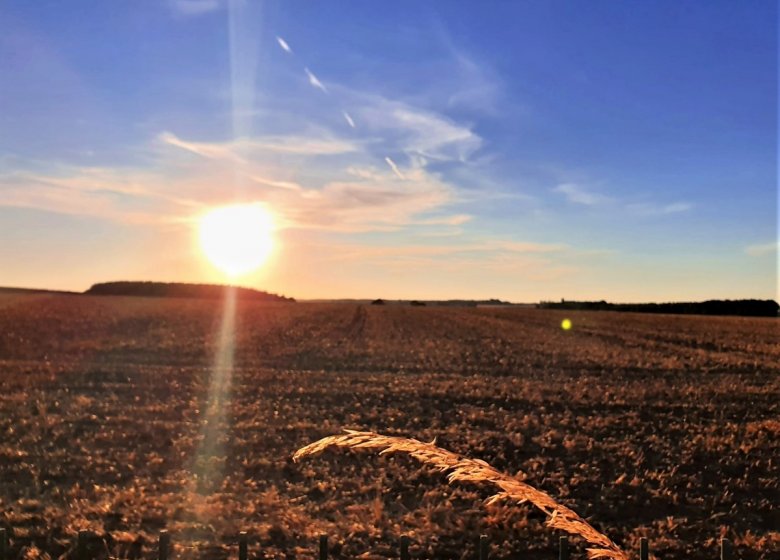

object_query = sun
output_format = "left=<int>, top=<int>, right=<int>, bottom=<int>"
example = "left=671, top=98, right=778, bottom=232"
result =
left=198, top=203, right=275, bottom=277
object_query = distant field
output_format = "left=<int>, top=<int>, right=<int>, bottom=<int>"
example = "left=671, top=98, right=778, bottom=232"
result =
left=0, top=294, right=777, bottom=559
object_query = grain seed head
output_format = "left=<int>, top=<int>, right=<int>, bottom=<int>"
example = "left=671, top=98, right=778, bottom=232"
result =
left=294, top=430, right=629, bottom=560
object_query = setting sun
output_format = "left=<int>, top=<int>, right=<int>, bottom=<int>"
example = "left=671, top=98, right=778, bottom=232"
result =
left=198, top=203, right=275, bottom=277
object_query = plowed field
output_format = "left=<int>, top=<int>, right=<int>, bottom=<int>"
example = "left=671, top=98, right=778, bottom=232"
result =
left=0, top=294, right=777, bottom=559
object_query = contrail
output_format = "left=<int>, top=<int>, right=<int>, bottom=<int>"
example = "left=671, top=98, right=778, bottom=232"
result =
left=343, top=111, right=356, bottom=128
left=305, top=67, right=328, bottom=93
left=276, top=36, right=292, bottom=54
left=385, top=156, right=405, bottom=179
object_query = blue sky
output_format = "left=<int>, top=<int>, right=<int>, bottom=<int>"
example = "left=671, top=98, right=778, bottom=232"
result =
left=0, top=1, right=776, bottom=301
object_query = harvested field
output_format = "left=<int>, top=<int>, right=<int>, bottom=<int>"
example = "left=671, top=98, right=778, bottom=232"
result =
left=0, top=294, right=777, bottom=559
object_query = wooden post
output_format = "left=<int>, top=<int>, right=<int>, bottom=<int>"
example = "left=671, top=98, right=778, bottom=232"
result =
left=77, top=530, right=88, bottom=560
left=0, top=528, right=7, bottom=560
left=400, top=535, right=410, bottom=560
left=721, top=538, right=730, bottom=560
left=639, top=537, right=649, bottom=560
left=239, top=531, right=248, bottom=560
left=158, top=530, right=170, bottom=560
left=559, top=536, right=569, bottom=560
left=319, top=534, right=328, bottom=560
left=478, top=534, right=488, bottom=560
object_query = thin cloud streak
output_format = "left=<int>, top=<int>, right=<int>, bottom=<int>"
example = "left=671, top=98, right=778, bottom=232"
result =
left=1, top=122, right=464, bottom=234
left=159, top=131, right=358, bottom=157
left=626, top=201, right=693, bottom=215
left=276, top=36, right=292, bottom=54
left=304, top=68, right=328, bottom=93
left=553, top=183, right=611, bottom=206
left=417, top=214, right=472, bottom=226
left=384, top=157, right=405, bottom=179
left=247, top=174, right=304, bottom=192
left=328, top=240, right=568, bottom=261
left=343, top=111, right=356, bottom=128
left=169, top=0, right=222, bottom=16
left=745, top=241, right=779, bottom=257
left=358, top=99, right=482, bottom=162
left=553, top=183, right=693, bottom=217
left=0, top=177, right=191, bottom=225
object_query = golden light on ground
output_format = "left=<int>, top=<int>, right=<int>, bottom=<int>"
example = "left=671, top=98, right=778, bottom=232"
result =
left=561, top=318, right=572, bottom=331
left=199, top=203, right=275, bottom=277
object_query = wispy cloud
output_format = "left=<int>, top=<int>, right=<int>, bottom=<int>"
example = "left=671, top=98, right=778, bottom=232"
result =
left=288, top=176, right=452, bottom=232
left=0, top=166, right=201, bottom=225
left=384, top=157, right=405, bottom=180
left=304, top=68, right=328, bottom=93
left=553, top=183, right=612, bottom=206
left=159, top=131, right=358, bottom=158
left=553, top=183, right=692, bottom=217
left=431, top=20, right=504, bottom=115
left=317, top=238, right=584, bottom=286
left=0, top=60, right=504, bottom=238
left=745, top=240, right=779, bottom=257
left=0, top=28, right=517, bottom=245
left=276, top=36, right=292, bottom=54
left=329, top=239, right=567, bottom=261
left=247, top=175, right=304, bottom=192
left=358, top=100, right=481, bottom=162
left=494, top=240, right=568, bottom=253
left=663, top=202, right=692, bottom=213
left=417, top=214, right=472, bottom=226
left=169, top=0, right=222, bottom=16
left=446, top=52, right=502, bottom=114
left=626, top=201, right=693, bottom=215
left=3, top=120, right=470, bottom=234
left=0, top=158, right=454, bottom=234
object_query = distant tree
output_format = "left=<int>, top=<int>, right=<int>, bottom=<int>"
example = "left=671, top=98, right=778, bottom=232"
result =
left=371, top=298, right=385, bottom=305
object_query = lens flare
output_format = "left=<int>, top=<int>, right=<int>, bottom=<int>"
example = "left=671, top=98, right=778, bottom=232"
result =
left=561, top=318, right=573, bottom=331
left=191, top=286, right=236, bottom=494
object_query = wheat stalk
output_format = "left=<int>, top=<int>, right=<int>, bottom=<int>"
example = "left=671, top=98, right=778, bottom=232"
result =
left=294, top=430, right=629, bottom=560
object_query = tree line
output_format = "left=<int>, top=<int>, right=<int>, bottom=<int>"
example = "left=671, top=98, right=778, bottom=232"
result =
left=538, top=299, right=778, bottom=317
left=85, top=281, right=295, bottom=302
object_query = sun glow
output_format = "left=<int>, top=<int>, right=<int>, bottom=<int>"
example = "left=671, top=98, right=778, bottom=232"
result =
left=199, top=203, right=275, bottom=277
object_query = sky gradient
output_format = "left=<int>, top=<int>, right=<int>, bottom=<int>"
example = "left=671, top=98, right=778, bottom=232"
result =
left=0, top=1, right=777, bottom=302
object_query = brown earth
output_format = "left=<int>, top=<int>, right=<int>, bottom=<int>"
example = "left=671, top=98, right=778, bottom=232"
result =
left=0, top=293, right=777, bottom=559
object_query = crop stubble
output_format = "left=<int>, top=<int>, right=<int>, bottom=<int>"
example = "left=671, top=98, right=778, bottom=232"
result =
left=0, top=294, right=777, bottom=559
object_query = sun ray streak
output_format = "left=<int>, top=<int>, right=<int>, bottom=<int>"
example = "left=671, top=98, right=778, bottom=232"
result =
left=191, top=286, right=237, bottom=494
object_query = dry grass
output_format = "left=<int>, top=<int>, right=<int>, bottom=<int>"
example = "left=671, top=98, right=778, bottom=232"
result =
left=295, top=430, right=630, bottom=560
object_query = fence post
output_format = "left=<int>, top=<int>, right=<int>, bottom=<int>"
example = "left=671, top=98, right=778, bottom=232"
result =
left=319, top=534, right=328, bottom=560
left=0, top=528, right=7, bottom=560
left=239, top=531, right=248, bottom=560
left=478, top=534, right=488, bottom=560
left=721, top=538, right=730, bottom=560
left=400, top=535, right=410, bottom=560
left=639, top=537, right=648, bottom=560
left=77, top=530, right=88, bottom=560
left=559, top=536, right=569, bottom=560
left=158, top=530, right=169, bottom=560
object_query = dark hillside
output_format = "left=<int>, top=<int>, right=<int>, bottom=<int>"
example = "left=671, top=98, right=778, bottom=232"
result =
left=0, top=286, right=76, bottom=295
left=85, top=281, right=294, bottom=302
